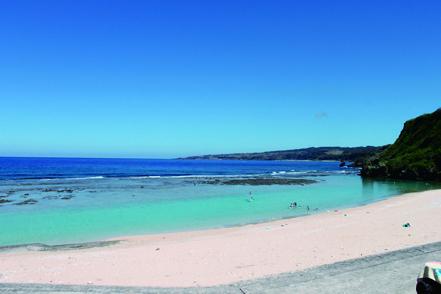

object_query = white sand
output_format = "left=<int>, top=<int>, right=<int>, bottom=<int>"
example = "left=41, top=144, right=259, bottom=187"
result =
left=1, top=189, right=441, bottom=287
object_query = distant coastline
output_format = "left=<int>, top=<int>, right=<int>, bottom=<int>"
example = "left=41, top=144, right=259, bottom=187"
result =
left=179, top=146, right=386, bottom=166
left=182, top=108, right=441, bottom=183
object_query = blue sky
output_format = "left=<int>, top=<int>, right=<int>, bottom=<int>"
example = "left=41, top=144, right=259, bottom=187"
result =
left=0, top=0, right=440, bottom=158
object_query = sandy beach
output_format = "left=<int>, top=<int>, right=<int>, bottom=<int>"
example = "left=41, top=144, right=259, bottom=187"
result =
left=1, top=189, right=441, bottom=288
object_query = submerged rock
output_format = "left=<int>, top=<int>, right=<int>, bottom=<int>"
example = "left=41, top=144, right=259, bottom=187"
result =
left=42, top=195, right=59, bottom=200
left=14, top=199, right=38, bottom=205
left=194, top=178, right=317, bottom=186
left=0, top=198, right=12, bottom=204
left=60, top=195, right=74, bottom=200
left=42, top=188, right=74, bottom=193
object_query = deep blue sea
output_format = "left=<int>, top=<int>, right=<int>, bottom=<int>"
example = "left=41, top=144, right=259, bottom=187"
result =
left=0, top=157, right=345, bottom=180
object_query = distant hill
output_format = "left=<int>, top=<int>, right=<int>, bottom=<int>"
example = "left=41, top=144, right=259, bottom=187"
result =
left=361, top=108, right=441, bottom=181
left=181, top=146, right=386, bottom=164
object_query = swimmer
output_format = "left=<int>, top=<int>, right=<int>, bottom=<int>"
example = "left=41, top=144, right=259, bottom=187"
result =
left=289, top=202, right=297, bottom=208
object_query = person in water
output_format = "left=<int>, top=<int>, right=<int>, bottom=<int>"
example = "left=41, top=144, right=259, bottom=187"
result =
left=289, top=202, right=297, bottom=208
left=247, top=192, right=255, bottom=202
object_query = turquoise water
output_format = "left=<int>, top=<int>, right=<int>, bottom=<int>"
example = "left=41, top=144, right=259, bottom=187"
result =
left=0, top=173, right=439, bottom=247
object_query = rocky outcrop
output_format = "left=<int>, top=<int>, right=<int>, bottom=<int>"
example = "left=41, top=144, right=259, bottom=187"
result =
left=361, top=108, right=441, bottom=181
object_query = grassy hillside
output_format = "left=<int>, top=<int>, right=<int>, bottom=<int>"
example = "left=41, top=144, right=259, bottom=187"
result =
left=181, top=146, right=385, bottom=164
left=361, top=108, right=441, bottom=181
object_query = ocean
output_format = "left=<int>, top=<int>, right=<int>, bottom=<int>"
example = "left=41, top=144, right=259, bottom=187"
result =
left=0, top=157, right=438, bottom=247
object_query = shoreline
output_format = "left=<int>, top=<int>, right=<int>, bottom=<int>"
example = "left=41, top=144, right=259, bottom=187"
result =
left=1, top=189, right=440, bottom=287
left=0, top=188, right=402, bottom=250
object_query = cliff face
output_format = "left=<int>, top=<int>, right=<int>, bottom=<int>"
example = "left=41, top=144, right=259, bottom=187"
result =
left=361, top=108, right=441, bottom=181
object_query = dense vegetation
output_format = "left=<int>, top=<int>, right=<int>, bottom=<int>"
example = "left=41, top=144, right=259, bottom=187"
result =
left=182, top=146, right=386, bottom=164
left=361, top=108, right=441, bottom=181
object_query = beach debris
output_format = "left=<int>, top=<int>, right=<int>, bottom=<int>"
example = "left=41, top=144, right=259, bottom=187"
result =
left=155, top=247, right=160, bottom=251
left=344, top=214, right=347, bottom=216
left=402, top=222, right=411, bottom=228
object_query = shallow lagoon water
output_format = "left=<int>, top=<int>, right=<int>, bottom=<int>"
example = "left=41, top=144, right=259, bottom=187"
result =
left=0, top=158, right=439, bottom=246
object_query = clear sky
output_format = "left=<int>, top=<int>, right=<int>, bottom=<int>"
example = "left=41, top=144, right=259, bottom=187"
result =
left=0, top=0, right=440, bottom=158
